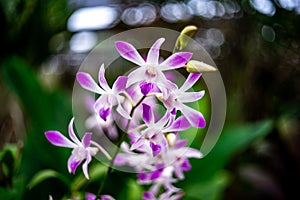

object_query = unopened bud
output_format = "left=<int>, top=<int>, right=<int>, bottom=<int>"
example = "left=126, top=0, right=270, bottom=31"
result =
left=186, top=60, right=217, bottom=73
left=173, top=25, right=198, bottom=53
left=180, top=25, right=198, bottom=40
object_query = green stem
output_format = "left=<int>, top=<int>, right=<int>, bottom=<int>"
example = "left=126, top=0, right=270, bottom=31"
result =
left=97, top=96, right=146, bottom=197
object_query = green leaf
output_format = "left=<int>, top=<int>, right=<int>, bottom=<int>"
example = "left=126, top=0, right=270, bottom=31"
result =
left=181, top=119, right=273, bottom=186
left=118, top=178, right=144, bottom=200
left=0, top=176, right=26, bottom=200
left=0, top=144, right=18, bottom=161
left=126, top=179, right=144, bottom=200
left=1, top=56, right=54, bottom=129
left=184, top=171, right=231, bottom=200
left=1, top=56, right=73, bottom=198
left=27, top=169, right=68, bottom=189
left=177, top=120, right=273, bottom=200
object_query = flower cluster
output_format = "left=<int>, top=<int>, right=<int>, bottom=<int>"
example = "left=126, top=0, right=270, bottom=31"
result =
left=45, top=37, right=206, bottom=200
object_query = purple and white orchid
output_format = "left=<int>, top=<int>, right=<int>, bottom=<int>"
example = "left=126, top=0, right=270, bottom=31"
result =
left=115, top=131, right=202, bottom=200
left=84, top=95, right=119, bottom=140
left=45, top=35, right=210, bottom=199
left=115, top=38, right=193, bottom=95
left=129, top=103, right=191, bottom=156
left=156, top=73, right=206, bottom=128
left=45, top=118, right=111, bottom=179
left=77, top=64, right=131, bottom=121
left=141, top=134, right=202, bottom=199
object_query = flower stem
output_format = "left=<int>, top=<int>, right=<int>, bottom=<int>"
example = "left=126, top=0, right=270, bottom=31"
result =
left=97, top=95, right=146, bottom=196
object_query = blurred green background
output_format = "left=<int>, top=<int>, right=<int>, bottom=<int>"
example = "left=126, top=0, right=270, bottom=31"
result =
left=0, top=0, right=300, bottom=199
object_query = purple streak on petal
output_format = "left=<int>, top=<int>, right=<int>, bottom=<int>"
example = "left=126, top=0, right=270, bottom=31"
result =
left=178, top=91, right=205, bottom=103
left=68, top=154, right=82, bottom=174
left=130, top=138, right=145, bottom=151
left=76, top=72, right=104, bottom=94
left=175, top=139, right=187, bottom=148
left=160, top=135, right=168, bottom=153
left=180, top=104, right=206, bottom=128
left=160, top=52, right=193, bottom=71
left=82, top=132, right=92, bottom=148
left=114, top=154, right=126, bottom=165
left=45, top=131, right=75, bottom=148
left=142, top=103, right=153, bottom=125
left=166, top=116, right=190, bottom=132
left=129, top=139, right=135, bottom=145
left=181, top=159, right=191, bottom=171
left=156, top=163, right=165, bottom=170
left=115, top=41, right=145, bottom=66
left=98, top=64, right=111, bottom=91
left=99, top=107, right=111, bottom=121
left=140, top=81, right=154, bottom=96
left=112, top=76, right=128, bottom=93
left=143, top=192, right=155, bottom=200
left=138, top=172, right=148, bottom=181
left=150, top=169, right=162, bottom=180
left=180, top=73, right=201, bottom=92
left=146, top=38, right=165, bottom=64
left=164, top=71, right=176, bottom=82
left=68, top=118, right=81, bottom=145
left=82, top=153, right=91, bottom=179
left=150, top=142, right=161, bottom=157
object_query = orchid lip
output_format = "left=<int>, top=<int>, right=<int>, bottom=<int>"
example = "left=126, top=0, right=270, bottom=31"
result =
left=99, top=107, right=111, bottom=121
left=140, top=81, right=154, bottom=96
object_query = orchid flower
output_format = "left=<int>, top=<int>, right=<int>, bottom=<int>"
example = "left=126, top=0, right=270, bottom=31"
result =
left=76, top=64, right=131, bottom=121
left=117, top=131, right=202, bottom=199
left=139, top=134, right=201, bottom=200
left=115, top=38, right=193, bottom=95
left=141, top=165, right=181, bottom=200
left=115, top=142, right=155, bottom=172
left=156, top=73, right=206, bottom=128
left=45, top=118, right=111, bottom=179
left=162, top=133, right=202, bottom=179
left=84, top=95, right=118, bottom=140
left=45, top=35, right=209, bottom=200
left=129, top=103, right=191, bottom=156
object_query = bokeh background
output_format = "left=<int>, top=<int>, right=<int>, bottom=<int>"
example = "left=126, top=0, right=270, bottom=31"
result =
left=0, top=0, right=300, bottom=199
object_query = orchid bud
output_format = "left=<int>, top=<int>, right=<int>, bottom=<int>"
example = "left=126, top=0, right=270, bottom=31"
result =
left=186, top=60, right=217, bottom=73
